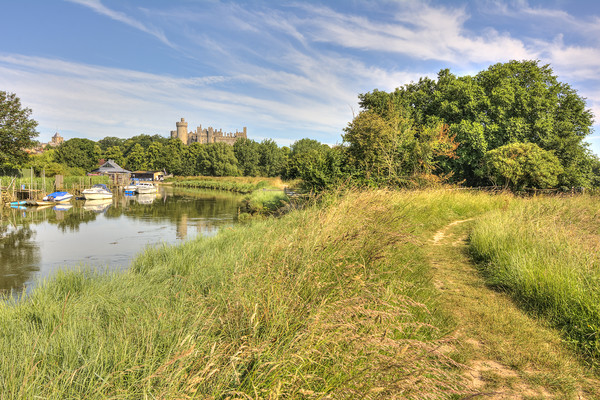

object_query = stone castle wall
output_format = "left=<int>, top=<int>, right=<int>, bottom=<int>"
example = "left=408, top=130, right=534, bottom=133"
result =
left=170, top=118, right=247, bottom=145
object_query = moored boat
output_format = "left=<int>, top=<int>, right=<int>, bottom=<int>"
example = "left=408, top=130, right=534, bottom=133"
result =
left=82, top=184, right=113, bottom=200
left=135, top=182, right=157, bottom=194
left=123, top=182, right=137, bottom=192
left=42, top=191, right=73, bottom=203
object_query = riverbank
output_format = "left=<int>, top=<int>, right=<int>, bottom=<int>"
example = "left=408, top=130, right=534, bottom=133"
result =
left=168, top=176, right=288, bottom=193
left=0, top=189, right=598, bottom=398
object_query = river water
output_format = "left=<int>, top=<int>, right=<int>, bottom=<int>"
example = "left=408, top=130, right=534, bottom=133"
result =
left=0, top=186, right=244, bottom=296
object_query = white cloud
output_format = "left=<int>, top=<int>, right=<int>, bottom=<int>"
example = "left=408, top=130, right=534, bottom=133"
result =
left=285, top=3, right=531, bottom=64
left=66, top=0, right=174, bottom=47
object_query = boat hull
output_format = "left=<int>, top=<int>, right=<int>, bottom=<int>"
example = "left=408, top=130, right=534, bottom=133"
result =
left=82, top=192, right=113, bottom=200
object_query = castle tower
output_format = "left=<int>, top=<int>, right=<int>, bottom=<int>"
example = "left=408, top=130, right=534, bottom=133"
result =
left=176, top=118, right=188, bottom=145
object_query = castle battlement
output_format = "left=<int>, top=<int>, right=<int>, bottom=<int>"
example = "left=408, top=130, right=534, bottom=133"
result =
left=170, top=118, right=247, bottom=145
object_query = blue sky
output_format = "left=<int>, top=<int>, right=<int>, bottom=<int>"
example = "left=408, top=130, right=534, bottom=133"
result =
left=1, top=0, right=599, bottom=155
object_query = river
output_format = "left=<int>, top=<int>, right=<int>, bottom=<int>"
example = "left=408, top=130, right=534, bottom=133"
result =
left=0, top=186, right=244, bottom=296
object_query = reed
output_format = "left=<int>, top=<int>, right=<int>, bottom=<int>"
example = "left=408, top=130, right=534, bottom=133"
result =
left=0, top=189, right=504, bottom=398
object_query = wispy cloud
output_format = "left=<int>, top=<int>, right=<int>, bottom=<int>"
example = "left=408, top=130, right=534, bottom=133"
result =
left=66, top=0, right=174, bottom=47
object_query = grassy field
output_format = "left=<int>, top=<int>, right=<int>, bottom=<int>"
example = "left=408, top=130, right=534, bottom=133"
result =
left=0, top=189, right=599, bottom=398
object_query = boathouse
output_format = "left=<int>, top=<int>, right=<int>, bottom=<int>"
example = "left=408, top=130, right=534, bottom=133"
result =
left=90, top=159, right=131, bottom=185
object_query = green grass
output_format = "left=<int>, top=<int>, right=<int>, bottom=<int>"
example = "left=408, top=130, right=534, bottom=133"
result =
left=469, top=195, right=600, bottom=362
left=2, top=188, right=598, bottom=397
left=168, top=176, right=286, bottom=194
left=0, top=189, right=505, bottom=398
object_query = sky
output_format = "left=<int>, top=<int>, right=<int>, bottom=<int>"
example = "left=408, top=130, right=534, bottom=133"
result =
left=1, top=0, right=599, bottom=155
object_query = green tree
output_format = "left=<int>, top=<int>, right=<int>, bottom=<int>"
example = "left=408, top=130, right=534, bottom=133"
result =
left=146, top=142, right=166, bottom=171
left=258, top=139, right=285, bottom=177
left=205, top=143, right=239, bottom=176
left=233, top=138, right=260, bottom=176
left=103, top=146, right=125, bottom=167
left=284, top=138, right=329, bottom=179
left=294, top=145, right=344, bottom=192
left=55, top=138, right=101, bottom=172
left=97, top=136, right=125, bottom=151
left=126, top=143, right=148, bottom=171
left=358, top=60, right=595, bottom=187
left=163, top=139, right=185, bottom=175
left=483, top=142, right=563, bottom=191
left=26, top=149, right=67, bottom=177
left=0, top=91, right=38, bottom=169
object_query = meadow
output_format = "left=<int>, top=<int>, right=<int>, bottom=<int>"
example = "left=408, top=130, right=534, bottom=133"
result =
left=0, top=188, right=599, bottom=398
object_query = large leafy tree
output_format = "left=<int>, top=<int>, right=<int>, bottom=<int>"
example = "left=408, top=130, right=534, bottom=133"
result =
left=358, top=60, right=595, bottom=187
left=284, top=138, right=330, bottom=180
left=258, top=139, right=286, bottom=177
left=343, top=102, right=458, bottom=186
left=205, top=142, right=239, bottom=176
left=103, top=146, right=125, bottom=167
left=233, top=138, right=260, bottom=176
left=97, top=136, right=125, bottom=151
left=0, top=91, right=38, bottom=169
left=125, top=143, right=148, bottom=171
left=55, top=138, right=101, bottom=172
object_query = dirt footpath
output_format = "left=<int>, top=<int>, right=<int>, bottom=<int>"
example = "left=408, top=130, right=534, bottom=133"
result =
left=427, top=220, right=599, bottom=399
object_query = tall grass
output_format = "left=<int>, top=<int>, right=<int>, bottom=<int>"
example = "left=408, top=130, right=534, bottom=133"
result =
left=169, top=176, right=286, bottom=193
left=0, top=189, right=506, bottom=398
left=469, top=195, right=600, bottom=362
left=0, top=175, right=109, bottom=192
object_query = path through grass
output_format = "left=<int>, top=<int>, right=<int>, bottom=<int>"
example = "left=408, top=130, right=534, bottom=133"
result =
left=427, top=218, right=600, bottom=399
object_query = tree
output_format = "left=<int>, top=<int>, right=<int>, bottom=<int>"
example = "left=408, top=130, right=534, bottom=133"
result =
left=55, top=138, right=101, bottom=172
left=233, top=138, right=260, bottom=176
left=294, top=145, right=344, bottom=192
left=163, top=138, right=185, bottom=175
left=343, top=102, right=457, bottom=186
left=0, top=91, right=38, bottom=169
left=483, top=142, right=563, bottom=191
left=26, top=148, right=67, bottom=177
left=257, top=139, right=285, bottom=177
left=146, top=142, right=166, bottom=171
left=205, top=143, right=239, bottom=176
left=126, top=143, right=148, bottom=171
left=103, top=146, right=125, bottom=167
left=97, top=136, right=125, bottom=151
left=358, top=60, right=595, bottom=187
left=284, top=138, right=329, bottom=179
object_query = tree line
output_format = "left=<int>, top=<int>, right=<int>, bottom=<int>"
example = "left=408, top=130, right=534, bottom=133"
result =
left=3, top=60, right=600, bottom=192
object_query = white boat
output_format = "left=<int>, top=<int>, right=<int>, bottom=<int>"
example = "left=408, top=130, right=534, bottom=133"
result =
left=123, top=182, right=137, bottom=192
left=42, top=191, right=73, bottom=203
left=82, top=184, right=113, bottom=200
left=135, top=182, right=157, bottom=194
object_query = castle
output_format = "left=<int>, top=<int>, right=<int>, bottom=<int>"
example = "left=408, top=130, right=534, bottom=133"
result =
left=170, top=118, right=247, bottom=145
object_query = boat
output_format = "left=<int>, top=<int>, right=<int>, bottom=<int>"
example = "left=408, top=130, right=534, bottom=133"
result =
left=123, top=182, right=137, bottom=193
left=42, top=191, right=73, bottom=203
left=134, top=182, right=157, bottom=194
left=82, top=184, right=113, bottom=200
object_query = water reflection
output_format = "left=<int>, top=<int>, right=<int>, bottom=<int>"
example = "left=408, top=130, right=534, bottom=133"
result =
left=0, top=187, right=243, bottom=295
